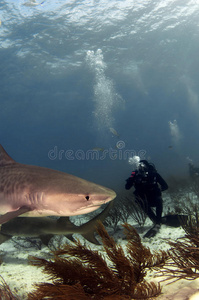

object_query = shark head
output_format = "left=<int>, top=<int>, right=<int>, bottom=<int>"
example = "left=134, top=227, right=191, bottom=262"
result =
left=40, top=172, right=116, bottom=216
left=0, top=145, right=116, bottom=223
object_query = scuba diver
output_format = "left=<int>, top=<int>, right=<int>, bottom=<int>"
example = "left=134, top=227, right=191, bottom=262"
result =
left=125, top=159, right=168, bottom=237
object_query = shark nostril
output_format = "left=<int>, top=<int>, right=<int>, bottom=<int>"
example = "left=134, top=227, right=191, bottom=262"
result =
left=85, top=196, right=90, bottom=201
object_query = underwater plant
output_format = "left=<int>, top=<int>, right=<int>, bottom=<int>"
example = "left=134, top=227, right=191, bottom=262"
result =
left=154, top=189, right=199, bottom=284
left=28, top=222, right=167, bottom=299
left=105, top=194, right=147, bottom=233
left=175, top=193, right=199, bottom=236
left=180, top=209, right=199, bottom=236
left=0, top=276, right=19, bottom=300
left=156, top=229, right=199, bottom=283
left=104, top=203, right=124, bottom=233
left=128, top=196, right=147, bottom=227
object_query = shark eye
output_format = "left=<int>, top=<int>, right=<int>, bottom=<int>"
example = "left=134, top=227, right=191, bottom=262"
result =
left=85, top=195, right=90, bottom=201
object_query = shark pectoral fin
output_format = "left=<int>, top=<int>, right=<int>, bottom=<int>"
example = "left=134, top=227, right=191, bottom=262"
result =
left=65, top=234, right=75, bottom=242
left=64, top=231, right=99, bottom=245
left=40, top=234, right=54, bottom=246
left=0, top=206, right=32, bottom=224
left=55, top=217, right=76, bottom=242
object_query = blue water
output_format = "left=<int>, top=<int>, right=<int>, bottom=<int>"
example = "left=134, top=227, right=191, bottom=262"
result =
left=1, top=0, right=199, bottom=191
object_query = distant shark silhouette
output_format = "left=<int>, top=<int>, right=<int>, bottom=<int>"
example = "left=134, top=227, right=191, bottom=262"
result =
left=0, top=201, right=114, bottom=245
left=0, top=145, right=116, bottom=224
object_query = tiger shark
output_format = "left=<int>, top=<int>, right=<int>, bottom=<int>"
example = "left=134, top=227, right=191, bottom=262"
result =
left=0, top=145, right=116, bottom=224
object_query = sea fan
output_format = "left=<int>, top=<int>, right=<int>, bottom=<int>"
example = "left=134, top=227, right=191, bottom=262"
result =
left=156, top=229, right=199, bottom=283
left=28, top=222, right=167, bottom=300
left=0, top=276, right=19, bottom=300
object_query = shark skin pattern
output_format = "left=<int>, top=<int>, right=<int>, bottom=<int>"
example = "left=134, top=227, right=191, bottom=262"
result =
left=0, top=145, right=116, bottom=224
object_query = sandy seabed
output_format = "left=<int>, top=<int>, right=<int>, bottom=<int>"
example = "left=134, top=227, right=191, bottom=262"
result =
left=0, top=197, right=199, bottom=299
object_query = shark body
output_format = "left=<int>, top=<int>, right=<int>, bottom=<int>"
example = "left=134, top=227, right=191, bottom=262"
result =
left=0, top=145, right=116, bottom=224
left=0, top=202, right=114, bottom=245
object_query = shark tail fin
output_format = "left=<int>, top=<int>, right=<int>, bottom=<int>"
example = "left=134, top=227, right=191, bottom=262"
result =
left=81, top=231, right=100, bottom=245
left=79, top=201, right=114, bottom=245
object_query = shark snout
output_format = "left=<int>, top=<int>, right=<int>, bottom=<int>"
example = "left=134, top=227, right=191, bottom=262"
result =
left=91, top=189, right=116, bottom=205
left=105, top=190, right=116, bottom=202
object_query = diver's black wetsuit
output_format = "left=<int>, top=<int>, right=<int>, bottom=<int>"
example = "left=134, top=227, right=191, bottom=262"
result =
left=125, top=162, right=168, bottom=224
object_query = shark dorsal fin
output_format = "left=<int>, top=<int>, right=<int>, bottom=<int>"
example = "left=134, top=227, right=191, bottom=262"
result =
left=0, top=145, right=16, bottom=166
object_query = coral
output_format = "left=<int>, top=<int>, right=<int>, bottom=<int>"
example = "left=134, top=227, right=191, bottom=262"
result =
left=28, top=222, right=167, bottom=299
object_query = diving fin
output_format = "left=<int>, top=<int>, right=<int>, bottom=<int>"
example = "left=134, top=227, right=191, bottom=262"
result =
left=144, top=224, right=161, bottom=238
left=161, top=214, right=188, bottom=227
